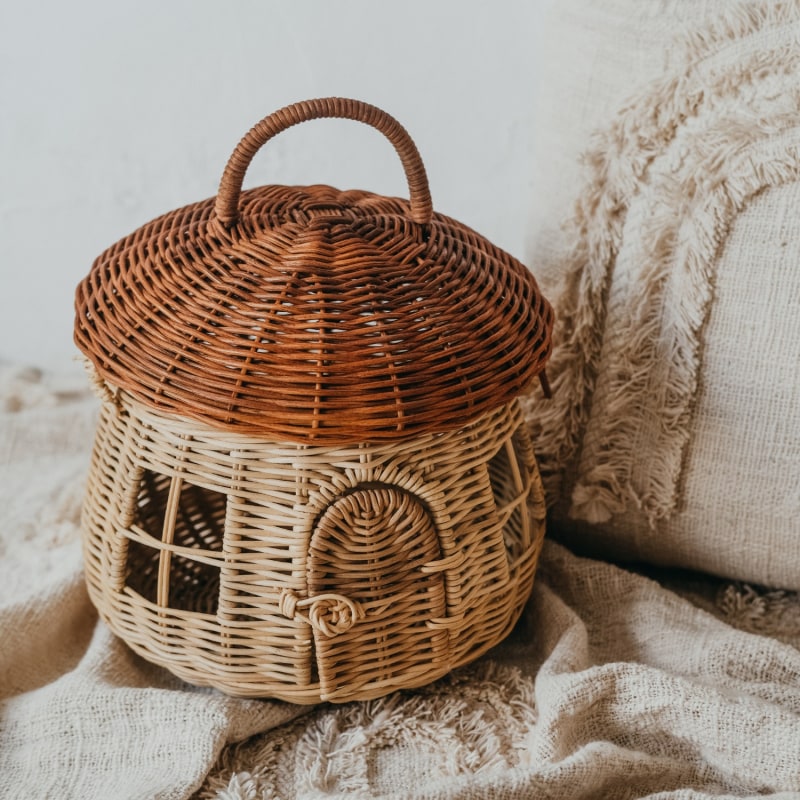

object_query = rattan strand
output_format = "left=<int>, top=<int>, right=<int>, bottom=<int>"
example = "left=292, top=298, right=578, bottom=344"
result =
left=74, top=97, right=553, bottom=444
left=82, top=386, right=546, bottom=703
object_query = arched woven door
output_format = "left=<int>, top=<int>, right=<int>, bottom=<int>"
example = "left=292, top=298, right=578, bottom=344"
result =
left=307, top=486, right=450, bottom=702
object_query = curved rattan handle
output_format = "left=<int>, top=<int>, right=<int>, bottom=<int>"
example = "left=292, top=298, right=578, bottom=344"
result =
left=215, top=97, right=433, bottom=228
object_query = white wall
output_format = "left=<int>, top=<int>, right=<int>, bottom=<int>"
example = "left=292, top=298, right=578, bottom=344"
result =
left=1, top=0, right=548, bottom=371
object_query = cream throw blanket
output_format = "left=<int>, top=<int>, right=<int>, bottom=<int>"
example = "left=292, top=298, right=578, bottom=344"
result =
left=2, top=364, right=800, bottom=798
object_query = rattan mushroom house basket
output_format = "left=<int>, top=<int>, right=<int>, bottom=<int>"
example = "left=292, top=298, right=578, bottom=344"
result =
left=74, top=98, right=554, bottom=704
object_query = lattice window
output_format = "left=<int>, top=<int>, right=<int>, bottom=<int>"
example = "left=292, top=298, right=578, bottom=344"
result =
left=487, top=426, right=535, bottom=566
left=124, top=469, right=227, bottom=614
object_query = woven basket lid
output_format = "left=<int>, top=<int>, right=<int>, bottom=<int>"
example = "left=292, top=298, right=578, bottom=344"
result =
left=74, top=98, right=553, bottom=444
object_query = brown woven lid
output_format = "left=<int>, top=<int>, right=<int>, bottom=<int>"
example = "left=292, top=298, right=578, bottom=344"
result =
left=74, top=98, right=553, bottom=443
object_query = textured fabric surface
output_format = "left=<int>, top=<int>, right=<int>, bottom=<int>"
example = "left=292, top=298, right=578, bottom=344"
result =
left=3, top=364, right=800, bottom=799
left=527, top=0, right=727, bottom=287
left=526, top=0, right=800, bottom=588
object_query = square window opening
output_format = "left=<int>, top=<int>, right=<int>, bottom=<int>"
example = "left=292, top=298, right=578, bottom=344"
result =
left=125, top=469, right=227, bottom=614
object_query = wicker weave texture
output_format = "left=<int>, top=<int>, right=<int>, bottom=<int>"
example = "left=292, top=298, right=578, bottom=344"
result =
left=74, top=98, right=553, bottom=444
left=76, top=98, right=553, bottom=702
left=82, top=389, right=546, bottom=703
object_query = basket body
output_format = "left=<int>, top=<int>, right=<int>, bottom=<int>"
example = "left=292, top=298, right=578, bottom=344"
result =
left=82, top=388, right=546, bottom=703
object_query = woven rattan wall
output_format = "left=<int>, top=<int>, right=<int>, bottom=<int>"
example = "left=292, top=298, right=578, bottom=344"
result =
left=83, top=387, right=545, bottom=702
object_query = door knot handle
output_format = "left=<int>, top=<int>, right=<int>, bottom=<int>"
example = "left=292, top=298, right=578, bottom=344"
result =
left=279, top=589, right=365, bottom=637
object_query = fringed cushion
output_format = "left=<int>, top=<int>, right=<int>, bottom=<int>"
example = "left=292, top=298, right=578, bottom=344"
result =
left=527, top=1, right=800, bottom=589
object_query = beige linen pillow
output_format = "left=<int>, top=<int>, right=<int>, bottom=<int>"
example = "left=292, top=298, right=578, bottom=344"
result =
left=527, top=1, right=800, bottom=588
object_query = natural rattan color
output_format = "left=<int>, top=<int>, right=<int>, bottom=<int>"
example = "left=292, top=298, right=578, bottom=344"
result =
left=82, top=384, right=545, bottom=702
left=75, top=98, right=554, bottom=702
